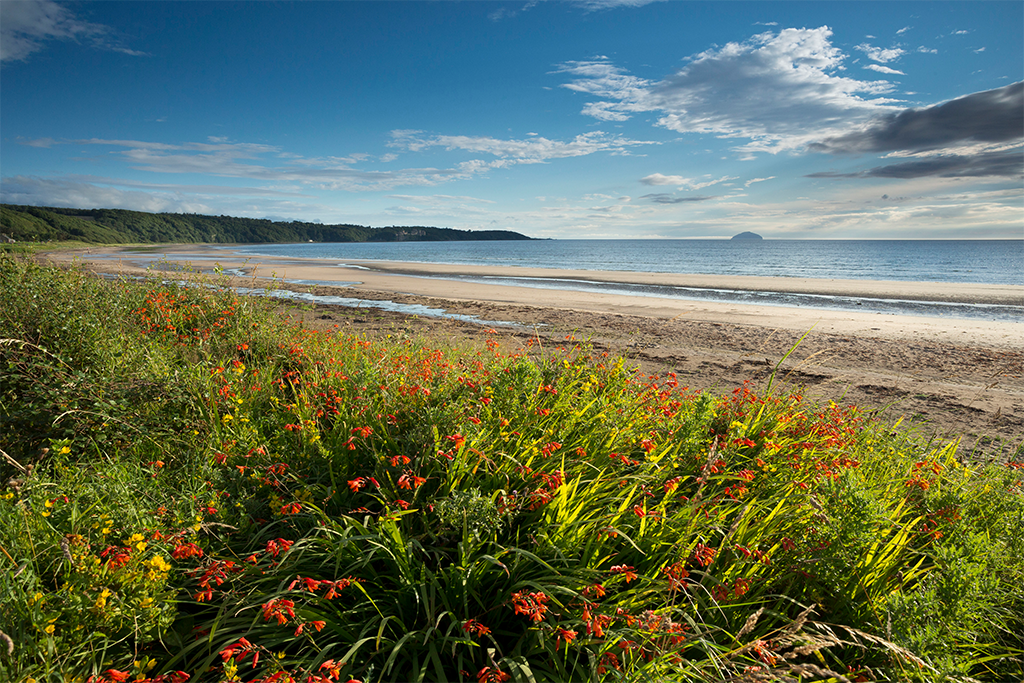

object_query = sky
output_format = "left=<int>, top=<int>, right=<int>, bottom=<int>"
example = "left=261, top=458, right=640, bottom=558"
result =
left=1, top=1, right=1022, bottom=239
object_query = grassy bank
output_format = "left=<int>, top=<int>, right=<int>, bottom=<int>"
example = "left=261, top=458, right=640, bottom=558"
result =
left=1, top=255, right=1022, bottom=682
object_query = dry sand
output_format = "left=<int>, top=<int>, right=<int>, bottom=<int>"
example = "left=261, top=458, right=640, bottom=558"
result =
left=46, top=245, right=1024, bottom=458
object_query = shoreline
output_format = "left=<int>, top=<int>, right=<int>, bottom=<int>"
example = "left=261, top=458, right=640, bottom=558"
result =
left=41, top=244, right=1024, bottom=455
left=51, top=244, right=1024, bottom=349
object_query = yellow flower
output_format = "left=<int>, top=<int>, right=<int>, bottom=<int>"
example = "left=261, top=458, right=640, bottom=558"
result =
left=59, top=446, right=71, bottom=455
left=44, top=624, right=55, bottom=635
left=149, top=555, right=171, bottom=572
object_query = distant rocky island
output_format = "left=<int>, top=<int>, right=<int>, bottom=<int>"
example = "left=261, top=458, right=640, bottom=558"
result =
left=0, top=204, right=533, bottom=245
left=731, top=231, right=763, bottom=240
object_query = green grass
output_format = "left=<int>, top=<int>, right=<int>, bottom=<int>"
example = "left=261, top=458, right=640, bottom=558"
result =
left=1, top=254, right=1022, bottom=683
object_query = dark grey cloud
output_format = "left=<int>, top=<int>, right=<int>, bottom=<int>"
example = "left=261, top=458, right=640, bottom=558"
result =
left=809, top=81, right=1023, bottom=154
left=806, top=149, right=1023, bottom=179
left=641, top=193, right=716, bottom=204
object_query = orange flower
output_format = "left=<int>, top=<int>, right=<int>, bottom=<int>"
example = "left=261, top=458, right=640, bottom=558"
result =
left=510, top=590, right=549, bottom=623
left=610, top=564, right=638, bottom=583
left=556, top=627, right=578, bottom=650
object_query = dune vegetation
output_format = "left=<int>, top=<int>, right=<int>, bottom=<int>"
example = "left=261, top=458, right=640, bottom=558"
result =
left=1, top=254, right=1022, bottom=683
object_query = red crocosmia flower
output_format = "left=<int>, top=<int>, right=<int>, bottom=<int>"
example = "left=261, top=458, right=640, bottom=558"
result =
left=262, top=597, right=296, bottom=625
left=477, top=667, right=511, bottom=683
left=105, top=670, right=130, bottom=682
left=265, top=538, right=294, bottom=557
left=610, top=564, right=639, bottom=583
left=510, top=590, right=549, bottom=623
left=556, top=627, right=578, bottom=650
left=348, top=477, right=366, bottom=492
left=172, top=542, right=204, bottom=560
left=694, top=543, right=717, bottom=567
left=395, top=499, right=410, bottom=510
left=640, top=439, right=656, bottom=453
left=462, top=618, right=492, bottom=637
left=633, top=505, right=646, bottom=518
left=280, top=501, right=302, bottom=515
left=219, top=637, right=253, bottom=661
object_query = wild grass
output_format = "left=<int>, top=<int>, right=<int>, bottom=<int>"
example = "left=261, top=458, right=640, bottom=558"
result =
left=1, top=254, right=1022, bottom=683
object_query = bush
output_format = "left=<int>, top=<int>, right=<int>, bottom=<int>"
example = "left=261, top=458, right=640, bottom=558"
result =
left=1, top=256, right=1021, bottom=682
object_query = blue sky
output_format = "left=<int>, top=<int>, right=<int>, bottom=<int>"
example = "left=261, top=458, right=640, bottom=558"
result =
left=1, top=1, right=1021, bottom=239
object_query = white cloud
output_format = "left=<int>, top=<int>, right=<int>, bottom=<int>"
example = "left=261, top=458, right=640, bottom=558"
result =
left=640, top=173, right=734, bottom=190
left=0, top=175, right=214, bottom=213
left=744, top=176, right=775, bottom=187
left=573, top=0, right=666, bottom=10
left=491, top=0, right=659, bottom=20
left=385, top=194, right=496, bottom=206
left=30, top=137, right=479, bottom=192
left=0, top=0, right=144, bottom=62
left=855, top=43, right=906, bottom=63
left=558, top=27, right=902, bottom=154
left=896, top=26, right=912, bottom=35
left=389, top=130, right=655, bottom=166
left=864, top=64, right=905, bottom=75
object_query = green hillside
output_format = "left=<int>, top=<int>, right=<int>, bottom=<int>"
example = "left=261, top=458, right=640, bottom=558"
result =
left=0, top=204, right=531, bottom=244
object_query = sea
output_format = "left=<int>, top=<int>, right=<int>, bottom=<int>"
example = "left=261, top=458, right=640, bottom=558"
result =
left=220, top=239, right=1024, bottom=323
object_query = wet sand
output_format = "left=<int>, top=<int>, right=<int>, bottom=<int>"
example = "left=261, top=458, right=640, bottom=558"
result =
left=45, top=245, right=1024, bottom=457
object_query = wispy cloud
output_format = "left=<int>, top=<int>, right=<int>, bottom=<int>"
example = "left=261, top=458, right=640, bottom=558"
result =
left=640, top=173, right=734, bottom=191
left=641, top=193, right=716, bottom=204
left=22, top=136, right=481, bottom=192
left=490, top=0, right=663, bottom=19
left=573, top=0, right=666, bottom=11
left=0, top=175, right=216, bottom=214
left=0, top=174, right=357, bottom=221
left=855, top=43, right=906, bottom=63
left=806, top=148, right=1023, bottom=179
left=389, top=130, right=655, bottom=166
left=864, top=64, right=905, bottom=75
left=557, top=27, right=902, bottom=154
left=1, top=0, right=145, bottom=63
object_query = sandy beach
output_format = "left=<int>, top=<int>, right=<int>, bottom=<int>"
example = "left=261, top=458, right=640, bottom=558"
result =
left=45, top=245, right=1024, bottom=457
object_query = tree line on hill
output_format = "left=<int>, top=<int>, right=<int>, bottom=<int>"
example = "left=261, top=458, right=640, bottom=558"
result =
left=0, top=204, right=531, bottom=244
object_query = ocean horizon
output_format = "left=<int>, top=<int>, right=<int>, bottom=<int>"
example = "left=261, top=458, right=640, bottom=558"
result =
left=224, top=238, right=1024, bottom=285
left=208, top=239, right=1024, bottom=323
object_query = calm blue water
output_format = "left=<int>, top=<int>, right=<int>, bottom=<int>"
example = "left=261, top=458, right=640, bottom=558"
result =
left=218, top=240, right=1024, bottom=322
left=227, top=239, right=1024, bottom=285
